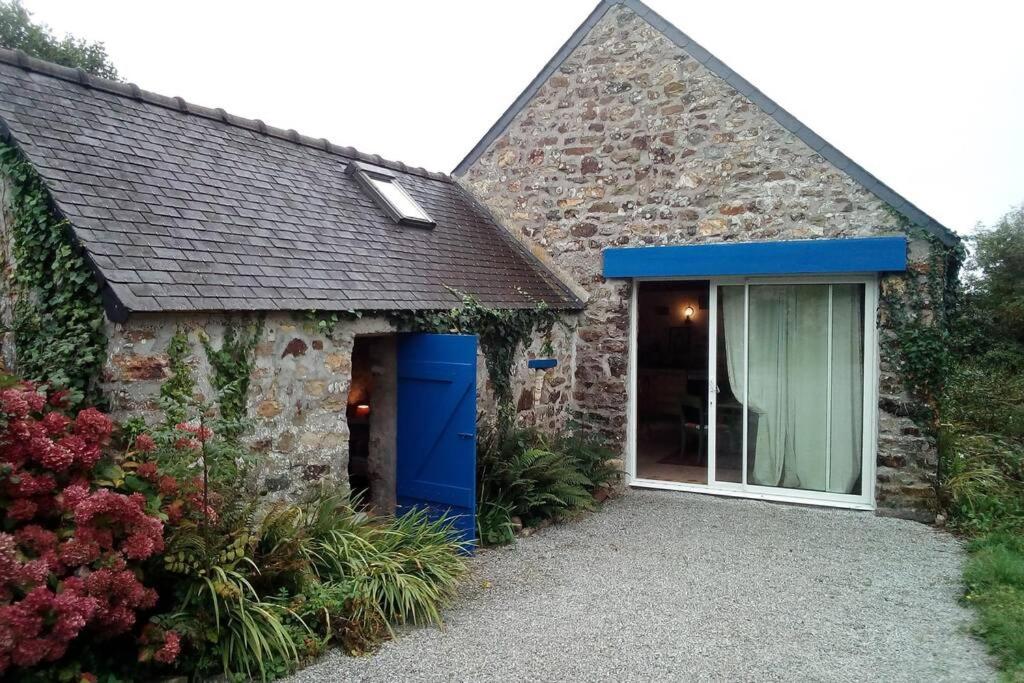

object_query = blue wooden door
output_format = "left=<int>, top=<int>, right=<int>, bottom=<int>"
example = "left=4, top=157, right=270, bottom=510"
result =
left=396, top=333, right=477, bottom=546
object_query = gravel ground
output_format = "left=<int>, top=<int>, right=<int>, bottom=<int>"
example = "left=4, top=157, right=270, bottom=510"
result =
left=287, top=490, right=994, bottom=682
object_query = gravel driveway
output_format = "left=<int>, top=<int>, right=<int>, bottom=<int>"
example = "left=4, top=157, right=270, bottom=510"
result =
left=288, top=490, right=994, bottom=682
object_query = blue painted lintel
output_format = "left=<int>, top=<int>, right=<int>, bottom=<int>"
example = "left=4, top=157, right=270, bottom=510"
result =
left=603, top=236, right=907, bottom=278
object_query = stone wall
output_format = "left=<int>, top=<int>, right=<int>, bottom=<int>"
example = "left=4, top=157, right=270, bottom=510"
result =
left=459, top=4, right=947, bottom=515
left=0, top=174, right=14, bottom=372
left=101, top=313, right=499, bottom=503
left=102, top=311, right=396, bottom=501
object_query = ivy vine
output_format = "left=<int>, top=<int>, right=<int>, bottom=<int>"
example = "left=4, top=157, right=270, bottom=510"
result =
left=0, top=141, right=106, bottom=405
left=879, top=228, right=965, bottom=431
left=159, top=327, right=196, bottom=425
left=388, top=293, right=563, bottom=424
left=200, top=320, right=263, bottom=441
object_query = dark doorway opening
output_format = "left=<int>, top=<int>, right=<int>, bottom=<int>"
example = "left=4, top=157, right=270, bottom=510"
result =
left=347, top=335, right=397, bottom=514
left=636, top=280, right=712, bottom=484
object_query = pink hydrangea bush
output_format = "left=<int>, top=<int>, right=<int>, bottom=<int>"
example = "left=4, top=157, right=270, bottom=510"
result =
left=0, top=380, right=178, bottom=676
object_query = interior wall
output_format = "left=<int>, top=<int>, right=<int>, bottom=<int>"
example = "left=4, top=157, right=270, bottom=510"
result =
left=347, top=335, right=397, bottom=515
left=636, top=282, right=709, bottom=371
left=636, top=282, right=710, bottom=419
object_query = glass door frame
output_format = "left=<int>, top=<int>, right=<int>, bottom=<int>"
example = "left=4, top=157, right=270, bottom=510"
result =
left=627, top=274, right=878, bottom=510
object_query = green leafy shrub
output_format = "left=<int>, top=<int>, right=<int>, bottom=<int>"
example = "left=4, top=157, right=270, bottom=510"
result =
left=963, top=533, right=1024, bottom=680
left=940, top=204, right=1024, bottom=679
left=476, top=424, right=620, bottom=544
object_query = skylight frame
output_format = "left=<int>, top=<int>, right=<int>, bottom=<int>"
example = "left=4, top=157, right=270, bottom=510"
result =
left=346, top=161, right=436, bottom=228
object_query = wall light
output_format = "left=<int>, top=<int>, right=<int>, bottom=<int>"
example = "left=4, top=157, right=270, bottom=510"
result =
left=683, top=305, right=695, bottom=320
left=355, top=404, right=371, bottom=417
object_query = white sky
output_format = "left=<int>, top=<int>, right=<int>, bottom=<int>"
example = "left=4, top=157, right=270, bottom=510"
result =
left=22, top=0, right=1024, bottom=235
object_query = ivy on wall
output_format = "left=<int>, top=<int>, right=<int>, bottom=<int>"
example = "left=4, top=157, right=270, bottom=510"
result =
left=388, top=294, right=564, bottom=424
left=879, top=228, right=966, bottom=431
left=160, top=327, right=196, bottom=426
left=0, top=142, right=106, bottom=404
left=300, top=293, right=566, bottom=425
left=200, top=320, right=263, bottom=441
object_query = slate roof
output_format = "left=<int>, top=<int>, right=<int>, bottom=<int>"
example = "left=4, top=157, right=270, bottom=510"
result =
left=0, top=48, right=580, bottom=318
left=454, top=0, right=958, bottom=246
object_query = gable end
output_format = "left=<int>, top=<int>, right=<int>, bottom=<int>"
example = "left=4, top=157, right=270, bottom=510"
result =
left=453, top=0, right=957, bottom=246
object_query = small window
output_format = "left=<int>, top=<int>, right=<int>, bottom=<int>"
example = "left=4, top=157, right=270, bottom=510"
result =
left=346, top=161, right=435, bottom=227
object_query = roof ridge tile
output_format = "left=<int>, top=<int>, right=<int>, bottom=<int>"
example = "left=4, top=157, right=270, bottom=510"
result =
left=0, top=47, right=450, bottom=182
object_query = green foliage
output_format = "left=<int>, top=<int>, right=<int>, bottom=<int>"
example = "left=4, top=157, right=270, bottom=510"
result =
left=939, top=204, right=1024, bottom=679
left=476, top=500, right=516, bottom=546
left=552, top=420, right=621, bottom=490
left=970, top=204, right=1024, bottom=345
left=0, top=142, right=106, bottom=405
left=168, top=563, right=306, bottom=682
left=200, top=321, right=262, bottom=441
left=879, top=229, right=963, bottom=430
left=160, top=327, right=196, bottom=426
left=152, top=474, right=467, bottom=678
left=389, top=292, right=563, bottom=423
left=476, top=424, right=619, bottom=543
left=0, top=0, right=119, bottom=79
left=962, top=533, right=1024, bottom=680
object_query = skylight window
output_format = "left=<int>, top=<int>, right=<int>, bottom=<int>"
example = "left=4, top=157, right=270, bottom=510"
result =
left=346, top=161, right=435, bottom=228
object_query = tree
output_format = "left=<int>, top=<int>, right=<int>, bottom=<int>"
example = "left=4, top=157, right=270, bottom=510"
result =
left=0, top=0, right=118, bottom=79
left=970, top=204, right=1024, bottom=345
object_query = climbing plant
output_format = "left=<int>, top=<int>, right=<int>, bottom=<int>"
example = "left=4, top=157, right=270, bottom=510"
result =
left=879, top=227, right=965, bottom=431
left=160, top=326, right=196, bottom=425
left=388, top=293, right=564, bottom=424
left=0, top=141, right=106, bottom=405
left=200, top=320, right=263, bottom=441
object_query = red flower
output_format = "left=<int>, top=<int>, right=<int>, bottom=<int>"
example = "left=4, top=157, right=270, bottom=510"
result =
left=136, top=462, right=158, bottom=482
left=73, top=408, right=113, bottom=445
left=47, top=389, right=70, bottom=409
left=175, top=421, right=213, bottom=442
left=7, top=499, right=37, bottom=523
left=134, top=434, right=156, bottom=453
left=0, top=389, right=30, bottom=419
left=40, top=412, right=71, bottom=437
left=59, top=483, right=90, bottom=512
left=14, top=526, right=57, bottom=557
left=153, top=629, right=181, bottom=664
left=157, top=476, right=178, bottom=497
left=31, top=437, right=73, bottom=472
left=57, top=435, right=101, bottom=469
left=173, top=437, right=200, bottom=452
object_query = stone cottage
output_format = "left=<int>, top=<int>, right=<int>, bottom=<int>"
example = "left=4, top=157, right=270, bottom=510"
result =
left=0, top=0, right=959, bottom=521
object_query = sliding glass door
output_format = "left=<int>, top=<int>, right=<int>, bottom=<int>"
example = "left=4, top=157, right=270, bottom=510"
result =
left=707, top=278, right=874, bottom=505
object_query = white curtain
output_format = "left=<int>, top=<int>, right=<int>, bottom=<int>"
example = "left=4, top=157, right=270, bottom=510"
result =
left=827, top=285, right=864, bottom=493
left=720, top=284, right=864, bottom=494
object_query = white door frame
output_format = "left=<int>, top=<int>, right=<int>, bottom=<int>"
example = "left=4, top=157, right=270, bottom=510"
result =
left=626, top=274, right=879, bottom=510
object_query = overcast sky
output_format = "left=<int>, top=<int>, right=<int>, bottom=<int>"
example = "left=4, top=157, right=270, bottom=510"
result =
left=22, top=0, right=1024, bottom=235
